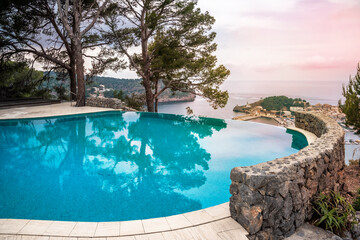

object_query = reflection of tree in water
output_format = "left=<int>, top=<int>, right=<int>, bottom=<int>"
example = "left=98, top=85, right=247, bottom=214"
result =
left=0, top=112, right=227, bottom=221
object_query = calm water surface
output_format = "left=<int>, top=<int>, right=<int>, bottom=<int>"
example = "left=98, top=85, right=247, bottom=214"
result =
left=0, top=111, right=307, bottom=221
left=158, top=94, right=360, bottom=163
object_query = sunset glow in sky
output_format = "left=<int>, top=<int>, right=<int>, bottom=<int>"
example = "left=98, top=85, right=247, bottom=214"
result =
left=105, top=0, right=360, bottom=99
left=197, top=0, right=360, bottom=85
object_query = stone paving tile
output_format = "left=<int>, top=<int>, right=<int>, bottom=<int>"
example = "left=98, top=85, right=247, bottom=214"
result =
left=195, top=223, right=222, bottom=240
left=0, top=220, right=29, bottom=234
left=208, top=218, right=247, bottom=233
left=134, top=233, right=165, bottom=240
left=218, top=229, right=249, bottom=240
left=119, top=221, right=144, bottom=236
left=162, top=227, right=201, bottom=240
left=44, top=221, right=77, bottom=236
left=21, top=236, right=50, bottom=240
left=0, top=217, right=248, bottom=240
left=204, top=205, right=230, bottom=219
left=69, top=222, right=97, bottom=237
left=187, top=226, right=221, bottom=240
left=48, top=237, right=77, bottom=240
left=165, top=214, right=193, bottom=230
left=141, top=218, right=170, bottom=234
left=78, top=238, right=106, bottom=240
left=217, top=203, right=229, bottom=209
left=0, top=235, right=11, bottom=240
left=0, top=236, right=19, bottom=240
left=0, top=236, right=21, bottom=240
left=94, top=222, right=120, bottom=237
left=183, top=210, right=214, bottom=225
left=19, top=221, right=53, bottom=235
left=107, top=236, right=135, bottom=240
left=0, top=103, right=111, bottom=120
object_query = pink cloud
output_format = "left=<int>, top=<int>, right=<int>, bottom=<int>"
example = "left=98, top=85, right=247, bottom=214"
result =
left=254, top=64, right=282, bottom=72
left=292, top=56, right=352, bottom=70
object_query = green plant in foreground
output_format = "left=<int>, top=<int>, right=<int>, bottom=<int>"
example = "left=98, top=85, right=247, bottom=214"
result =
left=313, top=191, right=356, bottom=234
left=354, top=188, right=360, bottom=211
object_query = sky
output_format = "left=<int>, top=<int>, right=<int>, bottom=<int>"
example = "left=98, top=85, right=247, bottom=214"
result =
left=105, top=0, right=360, bottom=100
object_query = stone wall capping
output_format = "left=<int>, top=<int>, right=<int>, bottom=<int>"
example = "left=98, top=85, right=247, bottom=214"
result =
left=86, top=97, right=138, bottom=112
left=230, top=111, right=345, bottom=240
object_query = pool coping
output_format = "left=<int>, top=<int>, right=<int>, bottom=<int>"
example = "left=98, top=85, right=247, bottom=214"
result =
left=0, top=203, right=233, bottom=237
left=287, top=126, right=317, bottom=144
left=0, top=103, right=318, bottom=239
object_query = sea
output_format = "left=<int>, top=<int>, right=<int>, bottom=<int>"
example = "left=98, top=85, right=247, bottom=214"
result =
left=157, top=92, right=360, bottom=163
left=157, top=92, right=342, bottom=120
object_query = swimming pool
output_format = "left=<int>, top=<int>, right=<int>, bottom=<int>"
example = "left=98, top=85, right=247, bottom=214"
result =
left=0, top=111, right=308, bottom=222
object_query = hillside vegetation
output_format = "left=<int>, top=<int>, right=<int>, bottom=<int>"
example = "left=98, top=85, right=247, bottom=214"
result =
left=39, top=73, right=195, bottom=102
left=261, top=96, right=307, bottom=111
left=90, top=76, right=195, bottom=101
left=233, top=96, right=308, bottom=112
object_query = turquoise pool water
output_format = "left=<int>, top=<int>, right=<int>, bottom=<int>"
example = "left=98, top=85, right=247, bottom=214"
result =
left=0, top=111, right=308, bottom=222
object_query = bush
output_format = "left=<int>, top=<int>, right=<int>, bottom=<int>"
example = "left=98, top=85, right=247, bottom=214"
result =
left=124, top=93, right=145, bottom=111
left=53, top=85, right=69, bottom=100
left=349, top=159, right=360, bottom=166
left=313, top=191, right=356, bottom=234
left=354, top=189, right=360, bottom=211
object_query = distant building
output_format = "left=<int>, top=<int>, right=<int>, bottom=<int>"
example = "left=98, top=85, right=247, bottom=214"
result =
left=90, top=87, right=99, bottom=94
left=250, top=106, right=264, bottom=116
left=283, top=111, right=292, bottom=116
left=323, top=104, right=332, bottom=110
left=313, top=103, right=323, bottom=110
left=290, top=107, right=304, bottom=112
left=99, top=85, right=105, bottom=91
left=270, top=110, right=279, bottom=116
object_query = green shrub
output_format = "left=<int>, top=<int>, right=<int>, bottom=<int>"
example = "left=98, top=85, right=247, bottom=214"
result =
left=313, top=191, right=356, bottom=234
left=349, top=159, right=359, bottom=166
left=354, top=188, right=360, bottom=211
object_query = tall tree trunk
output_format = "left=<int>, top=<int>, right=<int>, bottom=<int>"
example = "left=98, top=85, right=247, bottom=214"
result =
left=140, top=8, right=154, bottom=112
left=73, top=0, right=85, bottom=107
left=154, top=97, right=158, bottom=112
left=154, top=80, right=159, bottom=112
left=143, top=76, right=154, bottom=112
left=69, top=22, right=77, bottom=101
left=68, top=61, right=77, bottom=101
left=74, top=40, right=85, bottom=106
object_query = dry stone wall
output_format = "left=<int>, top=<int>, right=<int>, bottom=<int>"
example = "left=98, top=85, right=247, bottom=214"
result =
left=86, top=97, right=137, bottom=111
left=230, top=112, right=345, bottom=240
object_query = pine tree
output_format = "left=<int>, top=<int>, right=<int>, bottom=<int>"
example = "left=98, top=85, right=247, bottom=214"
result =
left=103, top=0, right=229, bottom=112
left=340, top=64, right=360, bottom=133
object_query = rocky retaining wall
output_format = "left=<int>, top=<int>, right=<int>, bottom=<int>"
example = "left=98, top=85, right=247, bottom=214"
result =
left=230, top=112, right=345, bottom=240
left=86, top=97, right=137, bottom=111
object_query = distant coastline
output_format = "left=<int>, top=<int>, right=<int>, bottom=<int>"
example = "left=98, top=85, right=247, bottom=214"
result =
left=158, top=94, right=196, bottom=103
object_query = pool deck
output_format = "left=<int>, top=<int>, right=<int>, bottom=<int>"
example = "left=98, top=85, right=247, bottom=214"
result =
left=0, top=103, right=249, bottom=240
left=287, top=126, right=317, bottom=144
left=0, top=102, right=113, bottom=120
left=0, top=203, right=248, bottom=240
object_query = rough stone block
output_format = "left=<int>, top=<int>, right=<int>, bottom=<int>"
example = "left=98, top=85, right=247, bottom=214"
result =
left=230, top=112, right=344, bottom=240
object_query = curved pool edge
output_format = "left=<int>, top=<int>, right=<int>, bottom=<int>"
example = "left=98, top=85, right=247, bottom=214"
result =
left=230, top=111, right=345, bottom=239
left=0, top=103, right=249, bottom=238
left=0, top=202, right=249, bottom=238
left=287, top=126, right=318, bottom=144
